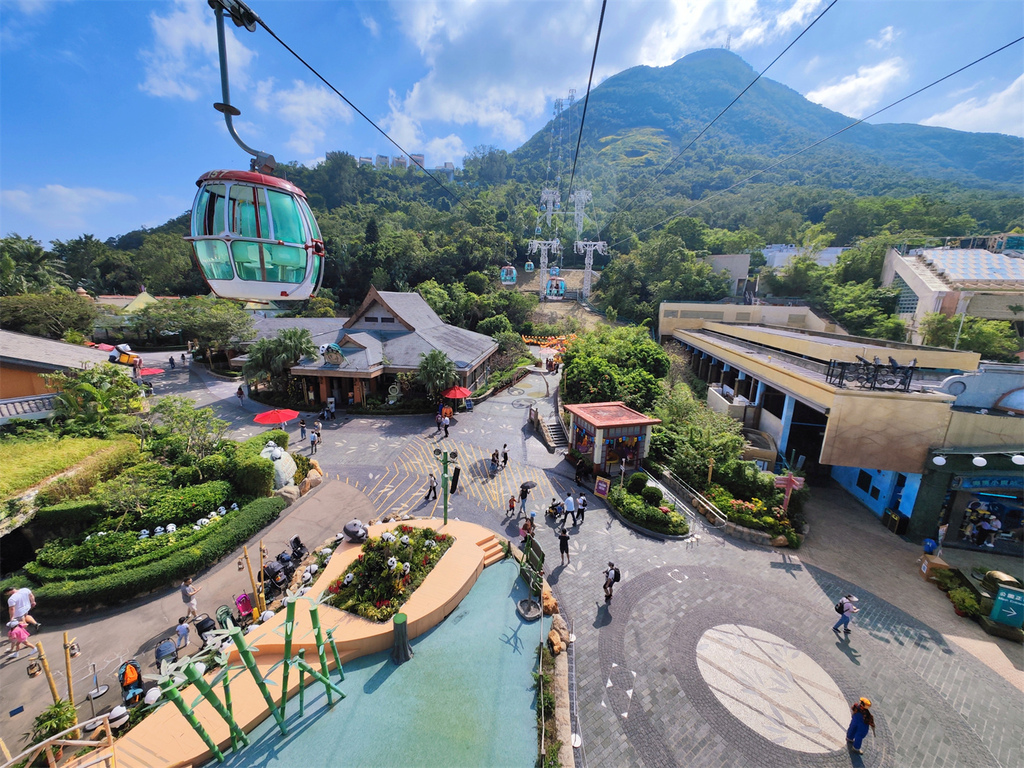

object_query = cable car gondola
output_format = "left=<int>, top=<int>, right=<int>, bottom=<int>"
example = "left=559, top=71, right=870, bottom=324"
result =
left=546, top=277, right=566, bottom=300
left=187, top=170, right=324, bottom=303
left=500, top=264, right=518, bottom=286
left=524, top=260, right=535, bottom=272
left=549, top=266, right=560, bottom=276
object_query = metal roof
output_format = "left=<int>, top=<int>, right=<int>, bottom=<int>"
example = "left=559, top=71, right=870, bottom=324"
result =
left=0, top=330, right=113, bottom=371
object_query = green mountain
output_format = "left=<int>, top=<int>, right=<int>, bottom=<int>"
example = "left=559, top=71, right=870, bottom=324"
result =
left=511, top=49, right=1022, bottom=198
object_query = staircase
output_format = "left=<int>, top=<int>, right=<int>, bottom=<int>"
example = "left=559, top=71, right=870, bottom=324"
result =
left=547, top=416, right=569, bottom=450
left=476, top=532, right=506, bottom=567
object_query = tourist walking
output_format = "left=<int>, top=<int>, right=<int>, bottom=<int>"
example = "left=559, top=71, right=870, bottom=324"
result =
left=507, top=495, right=516, bottom=517
left=490, top=450, right=499, bottom=474
left=559, top=528, right=571, bottom=565
left=577, top=493, right=587, bottom=524
left=329, top=401, right=336, bottom=420
left=176, top=617, right=191, bottom=649
left=425, top=473, right=438, bottom=500
left=5, top=586, right=39, bottom=630
left=846, top=698, right=876, bottom=754
left=236, top=386, right=244, bottom=404
left=521, top=513, right=536, bottom=540
left=575, top=458, right=583, bottom=485
left=435, top=412, right=442, bottom=434
left=299, top=418, right=307, bottom=440
left=603, top=562, right=619, bottom=602
left=519, top=485, right=530, bottom=514
left=168, top=356, right=176, bottom=370
left=7, top=620, right=32, bottom=660
left=501, top=444, right=509, bottom=468
left=563, top=493, right=576, bottom=526
left=309, top=431, right=318, bottom=455
left=314, top=418, right=323, bottom=434
left=442, top=415, right=450, bottom=438
left=180, top=577, right=201, bottom=621
left=833, top=594, right=859, bottom=634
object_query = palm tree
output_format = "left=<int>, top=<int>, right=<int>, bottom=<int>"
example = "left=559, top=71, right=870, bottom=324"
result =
left=417, top=350, right=457, bottom=399
left=243, top=329, right=316, bottom=393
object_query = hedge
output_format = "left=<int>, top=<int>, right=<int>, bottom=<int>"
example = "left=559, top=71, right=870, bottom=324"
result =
left=231, top=431, right=289, bottom=498
left=34, top=497, right=286, bottom=609
left=139, top=480, right=233, bottom=528
left=32, top=500, right=105, bottom=530
left=608, top=485, right=688, bottom=536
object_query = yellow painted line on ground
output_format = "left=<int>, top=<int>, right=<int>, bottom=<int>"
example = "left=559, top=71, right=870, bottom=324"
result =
left=366, top=465, right=395, bottom=500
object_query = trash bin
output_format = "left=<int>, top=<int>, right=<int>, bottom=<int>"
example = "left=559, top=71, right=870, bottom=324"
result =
left=465, top=398, right=473, bottom=412
left=923, top=538, right=938, bottom=555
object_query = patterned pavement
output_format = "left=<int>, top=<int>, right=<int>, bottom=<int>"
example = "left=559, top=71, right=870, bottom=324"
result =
left=142, top=359, right=1024, bottom=768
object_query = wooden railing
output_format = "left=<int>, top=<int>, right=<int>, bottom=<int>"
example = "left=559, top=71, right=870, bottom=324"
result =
left=1, top=713, right=117, bottom=768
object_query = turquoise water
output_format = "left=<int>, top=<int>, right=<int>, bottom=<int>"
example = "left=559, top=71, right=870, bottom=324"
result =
left=215, top=560, right=548, bottom=767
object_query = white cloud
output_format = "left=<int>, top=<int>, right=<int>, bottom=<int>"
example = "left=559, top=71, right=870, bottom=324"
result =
left=806, top=57, right=906, bottom=116
left=361, top=14, right=380, bottom=37
left=425, top=135, right=468, bottom=166
left=922, top=75, right=1024, bottom=138
left=867, top=25, right=898, bottom=49
left=254, top=79, right=353, bottom=156
left=139, top=0, right=254, bottom=101
left=1, top=185, right=135, bottom=236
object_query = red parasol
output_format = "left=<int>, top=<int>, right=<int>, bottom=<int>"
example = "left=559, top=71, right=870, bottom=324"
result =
left=138, top=368, right=164, bottom=376
left=95, top=343, right=116, bottom=351
left=442, top=385, right=472, bottom=399
left=253, top=409, right=300, bottom=426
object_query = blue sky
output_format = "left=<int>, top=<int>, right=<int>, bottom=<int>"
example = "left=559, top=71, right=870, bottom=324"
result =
left=1, top=0, right=1021, bottom=246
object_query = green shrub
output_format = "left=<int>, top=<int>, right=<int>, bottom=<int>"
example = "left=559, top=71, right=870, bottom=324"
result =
left=173, top=465, right=201, bottom=487
left=197, top=453, right=230, bottom=482
left=35, top=531, right=172, bottom=570
left=35, top=497, right=286, bottom=608
left=293, top=452, right=312, bottom=485
left=233, top=456, right=275, bottom=498
left=32, top=500, right=105, bottom=531
left=33, top=441, right=140, bottom=507
left=608, top=485, right=688, bottom=536
left=640, top=485, right=663, bottom=507
left=626, top=473, right=648, bottom=494
left=139, top=480, right=232, bottom=528
left=949, top=587, right=981, bottom=617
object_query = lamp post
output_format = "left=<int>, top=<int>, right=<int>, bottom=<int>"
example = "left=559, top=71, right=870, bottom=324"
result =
left=432, top=448, right=458, bottom=525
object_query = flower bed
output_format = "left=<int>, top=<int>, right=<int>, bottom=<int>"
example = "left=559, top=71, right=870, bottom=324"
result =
left=607, top=484, right=689, bottom=537
left=705, top=484, right=801, bottom=548
left=324, top=525, right=455, bottom=622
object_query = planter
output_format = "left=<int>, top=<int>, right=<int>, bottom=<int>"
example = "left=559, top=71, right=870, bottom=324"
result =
left=954, top=607, right=968, bottom=617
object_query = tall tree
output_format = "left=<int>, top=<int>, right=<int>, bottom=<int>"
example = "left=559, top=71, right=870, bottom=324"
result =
left=0, top=289, right=98, bottom=338
left=130, top=296, right=255, bottom=356
left=416, top=350, right=457, bottom=399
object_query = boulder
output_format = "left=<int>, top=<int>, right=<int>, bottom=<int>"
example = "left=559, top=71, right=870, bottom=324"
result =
left=299, top=469, right=323, bottom=496
left=551, top=613, right=570, bottom=644
left=273, top=485, right=300, bottom=505
left=770, top=534, right=789, bottom=548
left=547, top=628, right=564, bottom=655
left=541, top=586, right=559, bottom=616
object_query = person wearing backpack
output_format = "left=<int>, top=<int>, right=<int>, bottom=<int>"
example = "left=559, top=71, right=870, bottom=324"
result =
left=603, top=562, right=620, bottom=602
left=832, top=594, right=859, bottom=634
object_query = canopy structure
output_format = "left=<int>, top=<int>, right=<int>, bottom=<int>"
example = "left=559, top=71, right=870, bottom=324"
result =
left=253, top=408, right=300, bottom=426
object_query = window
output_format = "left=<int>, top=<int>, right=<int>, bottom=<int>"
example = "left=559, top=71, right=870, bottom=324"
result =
left=228, top=184, right=267, bottom=238
left=663, top=310, right=679, bottom=318
left=364, top=317, right=379, bottom=323
left=856, top=470, right=872, bottom=493
left=381, top=317, right=395, bottom=324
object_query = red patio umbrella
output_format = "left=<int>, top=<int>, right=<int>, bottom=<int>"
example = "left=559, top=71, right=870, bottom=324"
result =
left=253, top=408, right=300, bottom=426
left=138, top=367, right=164, bottom=376
left=442, top=385, right=472, bottom=399
left=95, top=343, right=116, bottom=351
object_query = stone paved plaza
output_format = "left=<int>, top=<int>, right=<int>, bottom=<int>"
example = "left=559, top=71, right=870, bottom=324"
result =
left=3, top=357, right=1020, bottom=768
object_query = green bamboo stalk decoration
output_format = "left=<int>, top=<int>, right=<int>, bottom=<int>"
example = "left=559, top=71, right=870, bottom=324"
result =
left=307, top=604, right=334, bottom=706
left=221, top=673, right=235, bottom=751
left=289, top=658, right=344, bottom=699
left=278, top=600, right=297, bottom=719
left=297, top=649, right=306, bottom=717
left=159, top=678, right=224, bottom=763
left=325, top=628, right=345, bottom=682
left=228, top=627, right=286, bottom=735
left=182, top=664, right=249, bottom=751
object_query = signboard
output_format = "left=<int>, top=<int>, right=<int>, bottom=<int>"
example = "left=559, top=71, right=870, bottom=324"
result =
left=951, top=475, right=1024, bottom=491
left=990, top=585, right=1024, bottom=628
left=594, top=476, right=611, bottom=499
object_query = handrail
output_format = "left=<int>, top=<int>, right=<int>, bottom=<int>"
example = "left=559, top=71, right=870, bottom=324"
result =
left=656, top=469, right=727, bottom=528
left=2, top=713, right=116, bottom=768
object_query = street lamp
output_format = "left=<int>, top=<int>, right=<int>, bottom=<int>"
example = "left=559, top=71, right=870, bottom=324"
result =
left=432, top=448, right=458, bottom=525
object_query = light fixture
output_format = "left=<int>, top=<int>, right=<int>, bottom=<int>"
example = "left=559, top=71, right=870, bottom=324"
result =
left=932, top=455, right=947, bottom=466
left=972, top=455, right=987, bottom=467
left=1011, top=454, right=1024, bottom=466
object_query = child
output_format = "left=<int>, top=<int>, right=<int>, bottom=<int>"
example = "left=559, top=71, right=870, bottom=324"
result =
left=7, top=619, right=32, bottom=660
left=175, top=617, right=190, bottom=649
left=507, top=495, right=516, bottom=517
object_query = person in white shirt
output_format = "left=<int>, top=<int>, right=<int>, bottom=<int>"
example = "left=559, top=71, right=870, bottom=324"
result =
left=563, top=494, right=576, bottom=526
left=5, top=587, right=39, bottom=630
left=832, top=594, right=859, bottom=634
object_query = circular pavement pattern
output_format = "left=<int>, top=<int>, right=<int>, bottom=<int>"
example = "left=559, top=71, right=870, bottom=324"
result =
left=696, top=624, right=848, bottom=753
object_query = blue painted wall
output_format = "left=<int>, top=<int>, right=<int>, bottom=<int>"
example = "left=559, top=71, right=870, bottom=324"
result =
left=831, top=465, right=922, bottom=519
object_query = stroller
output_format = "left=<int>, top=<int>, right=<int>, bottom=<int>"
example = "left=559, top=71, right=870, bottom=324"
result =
left=194, top=613, right=217, bottom=644
left=289, top=535, right=308, bottom=561
left=262, top=561, right=288, bottom=595
left=154, top=638, right=177, bottom=669
left=118, top=660, right=144, bottom=707
left=234, top=593, right=254, bottom=627
left=275, top=550, right=297, bottom=580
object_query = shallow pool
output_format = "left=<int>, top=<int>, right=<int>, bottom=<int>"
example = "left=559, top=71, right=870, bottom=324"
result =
left=216, top=559, right=548, bottom=767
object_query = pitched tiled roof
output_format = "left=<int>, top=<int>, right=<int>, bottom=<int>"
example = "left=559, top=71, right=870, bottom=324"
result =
left=249, top=317, right=349, bottom=344
left=0, top=330, right=113, bottom=371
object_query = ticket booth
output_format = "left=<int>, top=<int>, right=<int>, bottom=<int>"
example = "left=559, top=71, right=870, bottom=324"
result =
left=564, top=402, right=661, bottom=476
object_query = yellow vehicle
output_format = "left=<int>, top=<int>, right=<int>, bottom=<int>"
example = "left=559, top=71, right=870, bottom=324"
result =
left=108, top=344, right=141, bottom=367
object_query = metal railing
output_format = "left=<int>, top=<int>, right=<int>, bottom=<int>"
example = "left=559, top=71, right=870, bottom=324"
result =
left=654, top=469, right=727, bottom=528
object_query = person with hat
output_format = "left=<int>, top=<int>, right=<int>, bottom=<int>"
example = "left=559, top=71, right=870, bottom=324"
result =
left=521, top=512, right=536, bottom=540
left=832, top=594, right=859, bottom=634
left=846, top=697, right=876, bottom=754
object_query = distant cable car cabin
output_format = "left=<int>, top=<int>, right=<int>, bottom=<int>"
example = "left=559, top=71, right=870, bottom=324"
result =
left=524, top=260, right=535, bottom=272
left=546, top=277, right=566, bottom=300
left=187, top=170, right=325, bottom=303
left=549, top=266, right=560, bottom=276
left=534, top=226, right=542, bottom=235
left=500, top=265, right=518, bottom=286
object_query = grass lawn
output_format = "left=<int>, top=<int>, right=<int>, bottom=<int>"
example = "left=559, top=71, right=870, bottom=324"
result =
left=0, top=438, right=115, bottom=498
